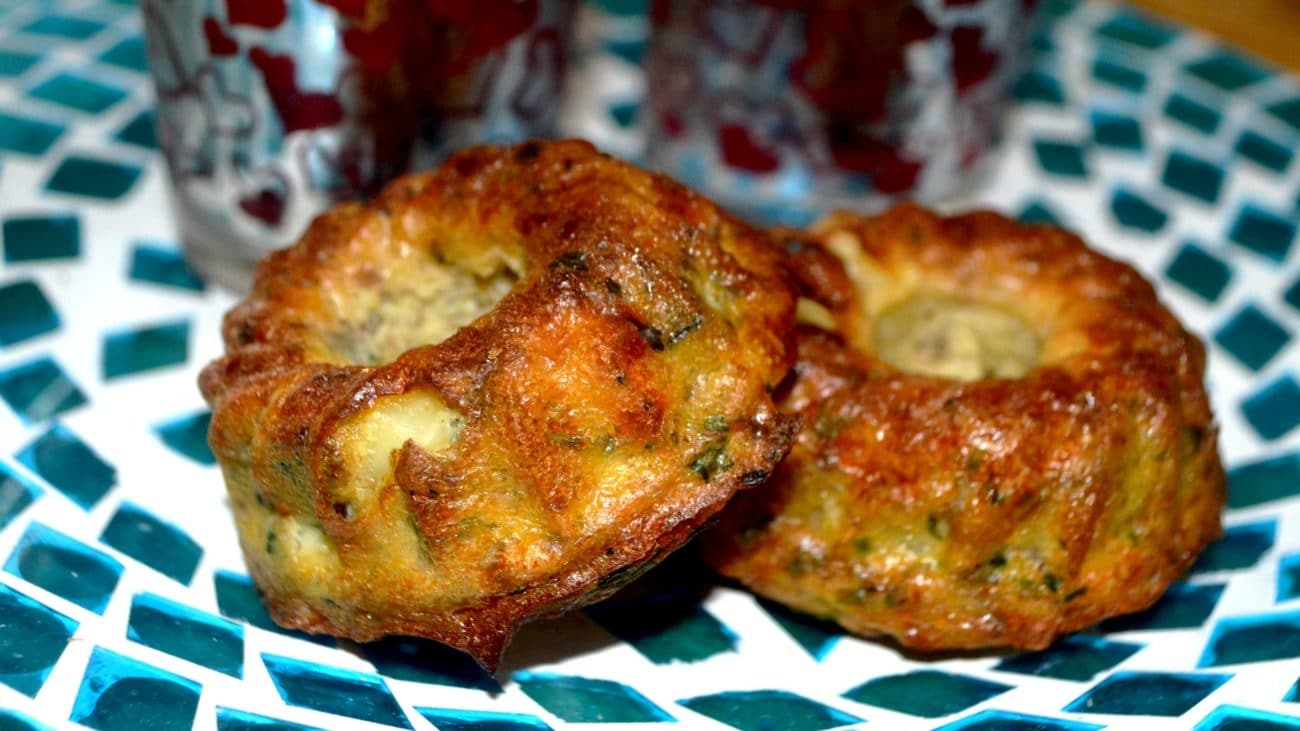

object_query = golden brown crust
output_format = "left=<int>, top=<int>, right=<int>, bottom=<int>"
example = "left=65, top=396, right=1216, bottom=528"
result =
left=704, top=204, right=1224, bottom=651
left=201, top=140, right=798, bottom=668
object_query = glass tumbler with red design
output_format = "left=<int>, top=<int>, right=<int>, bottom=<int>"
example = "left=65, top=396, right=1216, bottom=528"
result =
left=142, top=0, right=575, bottom=291
left=644, top=0, right=1035, bottom=225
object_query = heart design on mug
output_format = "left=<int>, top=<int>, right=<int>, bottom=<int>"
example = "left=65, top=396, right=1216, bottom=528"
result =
left=233, top=164, right=290, bottom=227
left=202, top=17, right=238, bottom=57
left=718, top=123, right=780, bottom=174
left=225, top=0, right=287, bottom=29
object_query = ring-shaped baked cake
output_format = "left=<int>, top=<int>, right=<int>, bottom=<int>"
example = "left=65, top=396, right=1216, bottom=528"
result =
left=704, top=204, right=1224, bottom=651
left=200, top=140, right=798, bottom=668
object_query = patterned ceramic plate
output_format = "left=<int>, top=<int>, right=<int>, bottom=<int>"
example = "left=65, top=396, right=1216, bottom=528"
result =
left=2, top=1, right=1300, bottom=729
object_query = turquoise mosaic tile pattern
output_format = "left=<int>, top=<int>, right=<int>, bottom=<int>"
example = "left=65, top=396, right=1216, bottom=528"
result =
left=5, top=522, right=122, bottom=614
left=70, top=646, right=200, bottom=730
left=1063, top=670, right=1230, bottom=715
left=1, top=0, right=1299, bottom=728
left=0, top=582, right=77, bottom=697
left=515, top=672, right=673, bottom=723
left=842, top=670, right=1011, bottom=718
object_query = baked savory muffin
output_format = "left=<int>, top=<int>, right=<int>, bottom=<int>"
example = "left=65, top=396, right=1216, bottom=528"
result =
left=199, top=140, right=799, bottom=668
left=704, top=204, right=1224, bottom=651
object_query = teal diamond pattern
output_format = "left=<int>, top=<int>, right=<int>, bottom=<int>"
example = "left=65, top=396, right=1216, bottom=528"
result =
left=0, top=582, right=78, bottom=697
left=1012, top=69, right=1066, bottom=105
left=1278, top=553, right=1300, bottom=602
left=1185, top=50, right=1271, bottom=91
left=1241, top=376, right=1300, bottom=440
left=98, top=36, right=148, bottom=73
left=20, top=15, right=106, bottom=40
left=759, top=598, right=842, bottom=661
left=1090, top=109, right=1143, bottom=151
left=128, top=243, right=204, bottom=291
left=995, top=635, right=1143, bottom=681
left=0, top=356, right=87, bottom=422
left=843, top=670, right=1010, bottom=718
left=1214, top=305, right=1291, bottom=371
left=0, top=461, right=41, bottom=531
left=127, top=592, right=243, bottom=678
left=16, top=424, right=115, bottom=509
left=1196, top=705, right=1300, bottom=730
left=1034, top=139, right=1089, bottom=177
left=27, top=72, right=125, bottom=114
left=1199, top=609, right=1300, bottom=667
left=1190, top=519, right=1276, bottom=574
left=102, top=320, right=190, bottom=380
left=1094, top=11, right=1176, bottom=49
left=0, top=3, right=1295, bottom=730
left=70, top=646, right=201, bottom=731
left=1163, top=93, right=1221, bottom=135
left=1092, top=57, right=1147, bottom=92
left=153, top=411, right=215, bottom=465
left=586, top=587, right=738, bottom=664
left=45, top=155, right=141, bottom=200
left=1267, top=97, right=1300, bottom=134
left=1235, top=130, right=1292, bottom=173
left=0, top=110, right=63, bottom=156
left=2, top=214, right=80, bottom=262
left=114, top=111, right=157, bottom=150
left=1228, top=205, right=1295, bottom=262
left=1165, top=243, right=1231, bottom=302
left=0, top=51, right=41, bottom=78
left=5, top=521, right=123, bottom=614
left=262, top=653, right=411, bottom=729
left=515, top=672, right=674, bottom=723
left=100, top=503, right=202, bottom=584
left=415, top=708, right=552, bottom=731
left=1228, top=453, right=1300, bottom=509
left=1064, top=671, right=1230, bottom=716
left=0, top=280, right=59, bottom=346
left=1111, top=187, right=1168, bottom=232
left=678, top=689, right=860, bottom=731
left=360, top=635, right=499, bottom=692
left=1101, top=582, right=1225, bottom=632
left=1161, top=150, right=1224, bottom=204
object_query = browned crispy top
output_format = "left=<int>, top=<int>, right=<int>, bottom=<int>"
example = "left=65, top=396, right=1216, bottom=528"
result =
left=200, top=140, right=799, bottom=666
left=706, top=204, right=1223, bottom=651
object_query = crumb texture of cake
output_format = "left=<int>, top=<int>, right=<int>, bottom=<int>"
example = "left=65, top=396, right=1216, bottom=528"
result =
left=199, top=140, right=799, bottom=669
left=704, top=204, right=1225, bottom=651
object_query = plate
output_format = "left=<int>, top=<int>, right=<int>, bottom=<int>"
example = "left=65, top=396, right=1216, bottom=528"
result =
left=2, top=1, right=1300, bottom=729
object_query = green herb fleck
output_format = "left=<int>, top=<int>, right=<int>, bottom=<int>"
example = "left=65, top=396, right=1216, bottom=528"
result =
left=547, top=430, right=584, bottom=449
left=1064, top=587, right=1088, bottom=602
left=814, top=410, right=850, bottom=439
left=786, top=551, right=814, bottom=576
left=853, top=538, right=872, bottom=554
left=689, top=444, right=734, bottom=481
left=704, top=415, right=729, bottom=433
left=1043, top=573, right=1061, bottom=593
left=552, top=250, right=589, bottom=271
left=265, top=531, right=277, bottom=555
left=987, top=553, right=1007, bottom=568
left=927, top=514, right=950, bottom=540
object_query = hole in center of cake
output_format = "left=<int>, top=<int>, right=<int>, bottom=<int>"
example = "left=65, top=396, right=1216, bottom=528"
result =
left=327, top=254, right=521, bottom=366
left=871, top=293, right=1041, bottom=381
